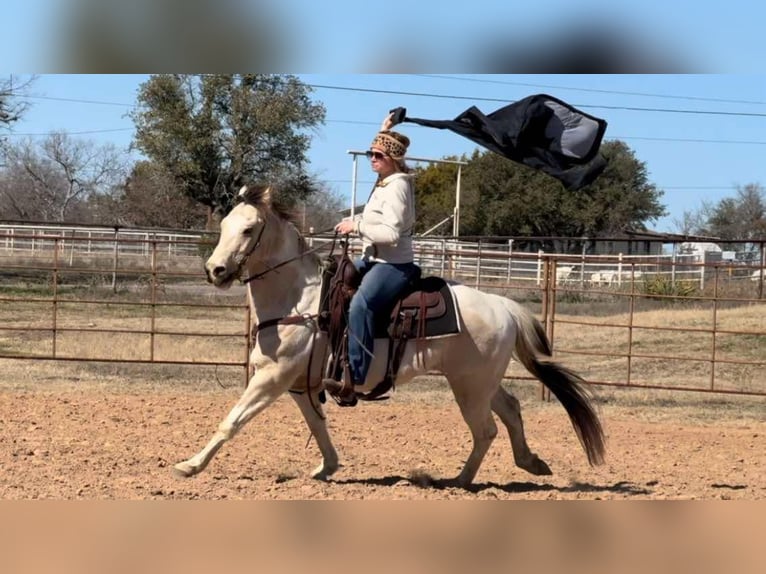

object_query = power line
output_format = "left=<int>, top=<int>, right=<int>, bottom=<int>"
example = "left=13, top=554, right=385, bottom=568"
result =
left=411, top=74, right=766, bottom=106
left=322, top=120, right=766, bottom=145
left=7, top=120, right=766, bottom=146
left=21, top=95, right=138, bottom=108
left=307, top=83, right=766, bottom=118
left=618, top=136, right=766, bottom=145
left=16, top=80, right=766, bottom=118
left=5, top=127, right=134, bottom=136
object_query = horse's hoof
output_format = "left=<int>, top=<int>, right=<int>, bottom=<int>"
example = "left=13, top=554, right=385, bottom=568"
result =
left=519, top=456, right=552, bottom=476
left=310, top=462, right=339, bottom=481
left=173, top=461, right=197, bottom=478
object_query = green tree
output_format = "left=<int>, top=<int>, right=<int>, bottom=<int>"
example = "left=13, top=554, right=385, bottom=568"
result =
left=130, top=74, right=325, bottom=228
left=413, top=140, right=666, bottom=248
left=412, top=156, right=464, bottom=235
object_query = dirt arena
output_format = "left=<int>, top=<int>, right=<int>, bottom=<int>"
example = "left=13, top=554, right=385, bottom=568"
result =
left=0, top=371, right=763, bottom=500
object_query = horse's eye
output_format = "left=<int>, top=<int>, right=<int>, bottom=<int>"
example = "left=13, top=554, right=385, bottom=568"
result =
left=242, top=227, right=253, bottom=236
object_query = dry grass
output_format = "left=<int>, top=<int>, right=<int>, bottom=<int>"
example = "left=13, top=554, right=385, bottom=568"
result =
left=1, top=289, right=764, bottom=421
left=542, top=303, right=766, bottom=395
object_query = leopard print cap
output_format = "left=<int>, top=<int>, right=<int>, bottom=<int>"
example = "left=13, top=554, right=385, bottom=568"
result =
left=370, top=130, right=410, bottom=159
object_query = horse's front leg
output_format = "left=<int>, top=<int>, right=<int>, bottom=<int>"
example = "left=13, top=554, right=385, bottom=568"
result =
left=290, top=389, right=339, bottom=480
left=174, top=365, right=290, bottom=478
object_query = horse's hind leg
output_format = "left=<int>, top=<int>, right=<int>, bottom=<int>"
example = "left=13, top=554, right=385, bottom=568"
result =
left=491, top=386, right=552, bottom=476
left=448, top=376, right=499, bottom=488
left=290, top=390, right=339, bottom=480
left=174, top=372, right=286, bottom=478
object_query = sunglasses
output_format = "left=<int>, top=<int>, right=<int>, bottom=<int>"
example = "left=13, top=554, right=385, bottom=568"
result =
left=365, top=150, right=388, bottom=160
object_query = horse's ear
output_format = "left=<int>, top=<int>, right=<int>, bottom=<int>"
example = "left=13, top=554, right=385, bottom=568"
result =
left=259, top=185, right=273, bottom=206
left=238, top=184, right=272, bottom=206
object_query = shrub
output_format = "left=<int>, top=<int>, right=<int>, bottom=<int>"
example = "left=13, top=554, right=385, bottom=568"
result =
left=641, top=275, right=697, bottom=299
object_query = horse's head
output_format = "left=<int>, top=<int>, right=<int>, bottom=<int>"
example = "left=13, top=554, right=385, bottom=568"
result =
left=205, top=185, right=272, bottom=288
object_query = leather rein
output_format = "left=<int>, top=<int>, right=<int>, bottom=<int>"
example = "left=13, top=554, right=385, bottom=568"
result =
left=240, top=222, right=337, bottom=284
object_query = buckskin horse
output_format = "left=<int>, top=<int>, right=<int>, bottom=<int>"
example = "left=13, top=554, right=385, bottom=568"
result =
left=173, top=185, right=605, bottom=487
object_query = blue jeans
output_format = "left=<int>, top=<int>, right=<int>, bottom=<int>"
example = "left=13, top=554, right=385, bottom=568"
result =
left=347, top=259, right=420, bottom=385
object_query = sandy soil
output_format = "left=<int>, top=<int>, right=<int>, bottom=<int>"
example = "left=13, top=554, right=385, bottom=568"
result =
left=0, top=383, right=763, bottom=500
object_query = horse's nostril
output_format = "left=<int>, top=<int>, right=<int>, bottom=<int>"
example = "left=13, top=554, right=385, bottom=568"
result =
left=213, top=266, right=226, bottom=278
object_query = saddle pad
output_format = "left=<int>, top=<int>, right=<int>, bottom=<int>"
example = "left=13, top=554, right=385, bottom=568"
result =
left=374, top=277, right=461, bottom=339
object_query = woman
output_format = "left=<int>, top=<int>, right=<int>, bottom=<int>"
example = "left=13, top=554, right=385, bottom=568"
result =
left=327, top=114, right=420, bottom=406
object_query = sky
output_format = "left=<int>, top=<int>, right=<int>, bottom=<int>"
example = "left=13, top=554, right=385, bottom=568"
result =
left=3, top=1, right=766, bottom=234
left=4, top=1, right=766, bottom=73
left=4, top=74, right=765, bottom=234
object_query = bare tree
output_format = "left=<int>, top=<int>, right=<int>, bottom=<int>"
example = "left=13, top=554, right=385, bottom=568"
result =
left=0, top=75, right=34, bottom=129
left=673, top=200, right=715, bottom=235
left=298, top=186, right=345, bottom=234
left=91, top=160, right=207, bottom=228
left=1, top=75, right=35, bottom=159
left=0, top=132, right=126, bottom=222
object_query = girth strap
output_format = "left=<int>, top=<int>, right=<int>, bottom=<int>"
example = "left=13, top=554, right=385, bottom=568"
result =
left=251, top=313, right=316, bottom=339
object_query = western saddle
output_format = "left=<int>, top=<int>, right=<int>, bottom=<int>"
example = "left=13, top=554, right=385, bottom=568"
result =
left=318, top=253, right=454, bottom=406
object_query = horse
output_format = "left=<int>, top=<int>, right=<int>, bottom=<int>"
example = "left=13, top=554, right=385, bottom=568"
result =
left=173, top=185, right=606, bottom=488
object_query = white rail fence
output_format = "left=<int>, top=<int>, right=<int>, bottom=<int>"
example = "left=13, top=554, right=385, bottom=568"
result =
left=1, top=223, right=764, bottom=289
left=0, top=223, right=202, bottom=259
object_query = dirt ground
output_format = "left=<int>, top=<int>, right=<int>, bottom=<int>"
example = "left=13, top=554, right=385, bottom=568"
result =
left=0, top=378, right=764, bottom=500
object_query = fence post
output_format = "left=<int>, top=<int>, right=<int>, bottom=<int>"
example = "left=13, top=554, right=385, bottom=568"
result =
left=51, top=238, right=60, bottom=358
left=671, top=244, right=677, bottom=286
left=543, top=258, right=555, bottom=402
left=536, top=249, right=543, bottom=286
left=507, top=239, right=513, bottom=282
left=150, top=240, right=158, bottom=362
left=475, top=239, right=482, bottom=289
left=759, top=240, right=765, bottom=300
left=617, top=252, right=623, bottom=287
left=440, top=239, right=446, bottom=278
left=700, top=250, right=706, bottom=290
left=68, top=229, right=76, bottom=266
left=111, top=227, right=119, bottom=293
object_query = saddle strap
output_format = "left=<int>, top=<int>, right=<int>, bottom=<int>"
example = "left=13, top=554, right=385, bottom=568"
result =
left=251, top=313, right=317, bottom=341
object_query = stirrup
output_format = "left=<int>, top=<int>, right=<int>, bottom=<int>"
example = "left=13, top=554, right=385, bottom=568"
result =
left=322, top=378, right=358, bottom=407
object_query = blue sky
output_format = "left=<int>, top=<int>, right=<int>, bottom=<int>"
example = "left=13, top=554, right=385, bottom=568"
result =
left=4, top=74, right=766, bottom=233
left=4, top=1, right=766, bottom=73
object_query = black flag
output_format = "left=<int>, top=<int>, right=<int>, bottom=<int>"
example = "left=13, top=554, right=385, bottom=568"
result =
left=392, top=94, right=608, bottom=190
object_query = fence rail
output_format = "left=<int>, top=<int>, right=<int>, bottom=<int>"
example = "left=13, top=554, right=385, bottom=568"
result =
left=1, top=225, right=764, bottom=397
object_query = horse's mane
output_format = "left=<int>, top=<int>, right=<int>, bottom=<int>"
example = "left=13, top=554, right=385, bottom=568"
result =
left=238, top=184, right=296, bottom=222
left=238, top=184, right=318, bottom=262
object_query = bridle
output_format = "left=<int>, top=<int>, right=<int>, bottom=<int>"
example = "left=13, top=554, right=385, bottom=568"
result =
left=237, top=222, right=337, bottom=284
left=231, top=219, right=267, bottom=283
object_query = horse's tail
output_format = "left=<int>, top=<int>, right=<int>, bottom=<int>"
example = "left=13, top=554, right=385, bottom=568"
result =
left=506, top=300, right=606, bottom=466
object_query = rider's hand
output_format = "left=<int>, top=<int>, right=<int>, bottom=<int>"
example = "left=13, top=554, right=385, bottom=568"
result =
left=334, top=220, right=356, bottom=235
left=380, top=112, right=395, bottom=132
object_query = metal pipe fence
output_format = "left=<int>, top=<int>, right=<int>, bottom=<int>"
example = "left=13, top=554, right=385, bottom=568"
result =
left=0, top=230, right=251, bottom=387
left=1, top=227, right=764, bottom=397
